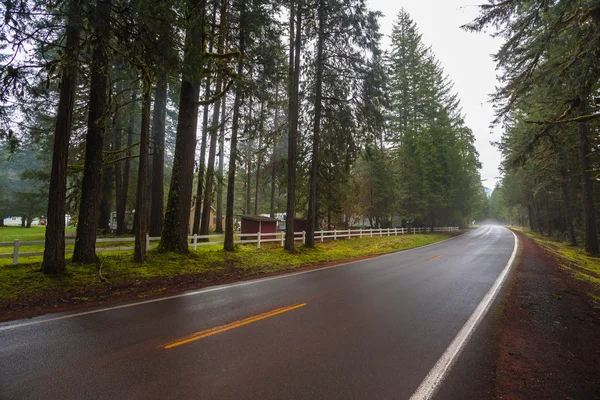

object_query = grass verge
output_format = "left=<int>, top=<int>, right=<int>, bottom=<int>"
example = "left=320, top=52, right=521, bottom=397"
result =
left=511, top=227, right=600, bottom=301
left=0, top=233, right=452, bottom=309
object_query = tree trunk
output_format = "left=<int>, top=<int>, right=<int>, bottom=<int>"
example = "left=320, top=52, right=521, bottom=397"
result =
left=215, top=87, right=226, bottom=233
left=117, top=90, right=136, bottom=235
left=113, top=79, right=123, bottom=236
left=559, top=165, right=577, bottom=246
left=42, top=0, right=82, bottom=274
left=72, top=0, right=111, bottom=264
left=543, top=190, right=552, bottom=236
left=269, top=83, right=281, bottom=219
left=114, top=119, right=123, bottom=233
left=285, top=0, right=301, bottom=251
left=199, top=78, right=223, bottom=237
left=578, top=117, right=599, bottom=254
left=254, top=99, right=265, bottom=215
left=98, top=115, right=115, bottom=234
left=158, top=0, right=206, bottom=253
left=149, top=73, right=168, bottom=237
left=534, top=198, right=544, bottom=235
left=193, top=78, right=211, bottom=235
left=224, top=4, right=246, bottom=252
left=134, top=82, right=151, bottom=263
left=21, top=217, right=25, bottom=227
left=246, top=144, right=252, bottom=214
left=305, top=0, right=324, bottom=248
left=98, top=160, right=114, bottom=234
left=199, top=0, right=227, bottom=238
left=193, top=1, right=219, bottom=235
left=527, top=204, right=534, bottom=231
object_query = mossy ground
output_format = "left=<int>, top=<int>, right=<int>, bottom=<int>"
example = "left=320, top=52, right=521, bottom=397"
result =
left=0, top=233, right=451, bottom=302
left=511, top=227, right=600, bottom=300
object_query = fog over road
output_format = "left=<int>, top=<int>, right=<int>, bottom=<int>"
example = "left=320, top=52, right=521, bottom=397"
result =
left=0, top=226, right=517, bottom=399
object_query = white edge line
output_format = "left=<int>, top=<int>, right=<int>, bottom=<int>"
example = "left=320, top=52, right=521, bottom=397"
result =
left=0, top=228, right=483, bottom=331
left=409, top=227, right=519, bottom=400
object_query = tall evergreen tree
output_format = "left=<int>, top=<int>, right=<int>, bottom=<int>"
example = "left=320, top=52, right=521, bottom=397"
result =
left=159, top=0, right=207, bottom=253
left=41, top=0, right=82, bottom=274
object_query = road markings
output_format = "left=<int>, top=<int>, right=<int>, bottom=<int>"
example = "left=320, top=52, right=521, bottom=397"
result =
left=465, top=243, right=473, bottom=247
left=426, top=255, right=443, bottom=262
left=479, top=226, right=493, bottom=239
left=409, top=228, right=518, bottom=400
left=0, top=229, right=475, bottom=332
left=162, top=303, right=307, bottom=349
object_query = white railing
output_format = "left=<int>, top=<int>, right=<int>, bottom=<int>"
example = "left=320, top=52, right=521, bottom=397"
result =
left=0, top=226, right=459, bottom=265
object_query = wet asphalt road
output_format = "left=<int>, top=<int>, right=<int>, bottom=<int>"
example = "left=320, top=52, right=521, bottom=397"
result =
left=0, top=226, right=516, bottom=400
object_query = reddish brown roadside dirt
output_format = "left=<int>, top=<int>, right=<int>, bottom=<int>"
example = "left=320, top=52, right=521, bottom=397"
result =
left=494, top=231, right=600, bottom=399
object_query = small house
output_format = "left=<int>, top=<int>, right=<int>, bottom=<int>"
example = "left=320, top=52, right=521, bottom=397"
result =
left=189, top=203, right=224, bottom=233
left=240, top=215, right=278, bottom=240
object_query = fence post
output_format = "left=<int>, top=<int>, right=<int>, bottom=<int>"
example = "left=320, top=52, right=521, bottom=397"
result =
left=280, top=231, right=285, bottom=247
left=193, top=234, right=198, bottom=250
left=348, top=228, right=351, bottom=240
left=320, top=229, right=324, bottom=243
left=13, top=239, right=19, bottom=265
left=302, top=231, right=306, bottom=245
left=387, top=228, right=390, bottom=236
left=360, top=228, right=363, bottom=239
left=257, top=231, right=261, bottom=249
left=146, top=234, right=150, bottom=250
left=370, top=229, right=373, bottom=238
left=334, top=229, right=337, bottom=241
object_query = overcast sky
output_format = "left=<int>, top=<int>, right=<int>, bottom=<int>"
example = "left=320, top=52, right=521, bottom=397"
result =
left=367, top=0, right=504, bottom=189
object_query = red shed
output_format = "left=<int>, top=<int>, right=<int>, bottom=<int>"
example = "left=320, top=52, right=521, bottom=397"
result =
left=240, top=215, right=278, bottom=240
left=294, top=218, right=307, bottom=233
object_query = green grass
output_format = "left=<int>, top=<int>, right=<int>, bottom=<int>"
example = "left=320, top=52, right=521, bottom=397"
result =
left=0, top=225, right=75, bottom=242
left=512, top=227, right=600, bottom=299
left=0, top=233, right=452, bottom=301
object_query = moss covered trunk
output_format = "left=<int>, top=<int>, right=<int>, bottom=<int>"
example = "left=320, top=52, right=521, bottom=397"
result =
left=72, top=0, right=111, bottom=264
left=158, top=0, right=206, bottom=253
left=42, top=0, right=82, bottom=274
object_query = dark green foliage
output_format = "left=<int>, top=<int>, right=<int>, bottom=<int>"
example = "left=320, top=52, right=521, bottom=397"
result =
left=469, top=0, right=600, bottom=253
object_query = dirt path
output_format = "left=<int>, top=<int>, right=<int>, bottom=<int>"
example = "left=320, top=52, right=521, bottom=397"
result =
left=494, top=231, right=600, bottom=399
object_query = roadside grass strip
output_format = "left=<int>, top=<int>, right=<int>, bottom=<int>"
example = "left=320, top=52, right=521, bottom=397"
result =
left=513, top=227, right=600, bottom=299
left=0, top=234, right=452, bottom=302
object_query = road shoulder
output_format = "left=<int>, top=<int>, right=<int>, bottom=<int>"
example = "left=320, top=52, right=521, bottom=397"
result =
left=438, top=229, right=600, bottom=399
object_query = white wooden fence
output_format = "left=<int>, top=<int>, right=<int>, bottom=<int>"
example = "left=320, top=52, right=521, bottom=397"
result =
left=0, top=226, right=458, bottom=265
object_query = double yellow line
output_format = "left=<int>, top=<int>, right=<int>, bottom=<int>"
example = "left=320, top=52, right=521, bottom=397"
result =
left=163, top=303, right=307, bottom=349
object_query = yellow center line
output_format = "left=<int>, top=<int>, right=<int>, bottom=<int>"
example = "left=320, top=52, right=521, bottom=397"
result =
left=465, top=243, right=473, bottom=247
left=162, top=303, right=307, bottom=349
left=426, top=255, right=443, bottom=263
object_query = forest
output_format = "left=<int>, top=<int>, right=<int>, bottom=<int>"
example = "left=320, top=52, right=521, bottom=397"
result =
left=471, top=1, right=600, bottom=256
left=0, top=0, right=486, bottom=274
